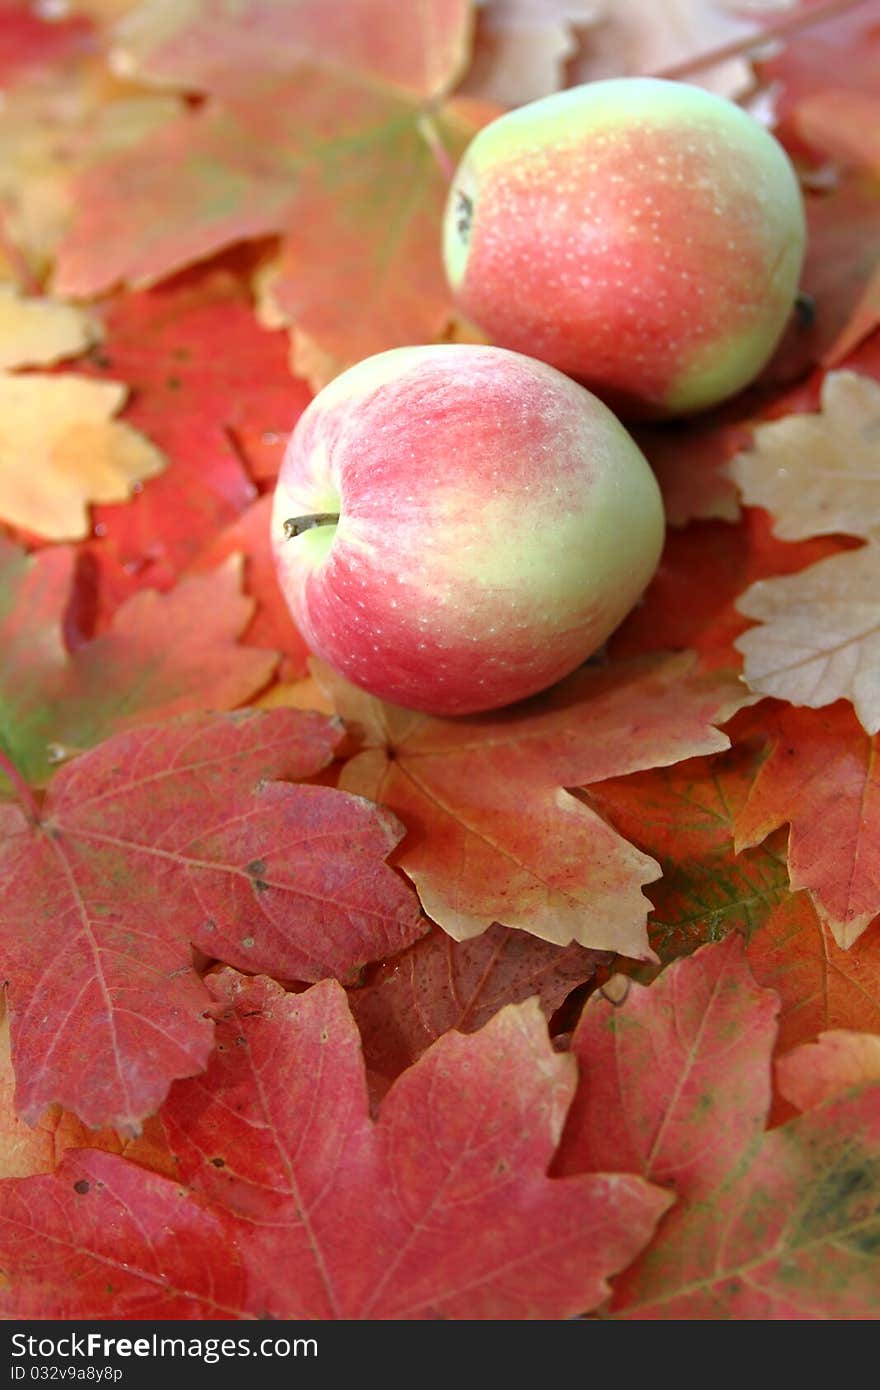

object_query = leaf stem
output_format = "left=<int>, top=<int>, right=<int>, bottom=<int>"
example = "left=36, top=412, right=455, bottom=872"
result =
left=0, top=746, right=40, bottom=825
left=283, top=513, right=340, bottom=539
left=652, top=0, right=869, bottom=82
left=418, top=111, right=456, bottom=184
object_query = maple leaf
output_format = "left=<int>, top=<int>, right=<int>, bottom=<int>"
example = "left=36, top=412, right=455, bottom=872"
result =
left=317, top=653, right=748, bottom=958
left=110, top=0, right=474, bottom=98
left=0, top=709, right=425, bottom=1132
left=0, top=372, right=166, bottom=541
left=78, top=269, right=309, bottom=622
left=755, top=4, right=880, bottom=152
left=558, top=937, right=880, bottom=1318
left=0, top=61, right=182, bottom=282
left=349, top=921, right=610, bottom=1085
left=0, top=1148, right=250, bottom=1319
left=568, top=0, right=779, bottom=99
left=845, top=326, right=880, bottom=384
left=747, top=892, right=880, bottom=1058
left=729, top=371, right=880, bottom=543
left=0, top=973, right=670, bottom=1319
left=777, top=1030, right=880, bottom=1113
left=735, top=545, right=880, bottom=735
left=0, top=6, right=93, bottom=87
left=610, top=509, right=856, bottom=674
left=188, top=494, right=310, bottom=683
left=635, top=413, right=746, bottom=528
left=759, top=172, right=880, bottom=382
left=0, top=539, right=277, bottom=788
left=254, top=674, right=337, bottom=719
left=727, top=372, right=880, bottom=728
left=54, top=0, right=494, bottom=383
left=0, top=1001, right=175, bottom=1183
left=461, top=0, right=601, bottom=106
left=795, top=88, right=880, bottom=177
left=588, top=737, right=793, bottom=963
left=824, top=262, right=880, bottom=367
left=735, top=702, right=880, bottom=948
left=0, top=286, right=99, bottom=369
left=556, top=934, right=779, bottom=1195
left=585, top=730, right=880, bottom=1053
left=617, top=1106, right=880, bottom=1316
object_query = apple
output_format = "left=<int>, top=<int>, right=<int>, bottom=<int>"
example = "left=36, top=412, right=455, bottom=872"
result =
left=271, top=344, right=664, bottom=715
left=443, top=77, right=806, bottom=417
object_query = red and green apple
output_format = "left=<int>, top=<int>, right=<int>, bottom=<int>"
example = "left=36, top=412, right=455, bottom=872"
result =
left=271, top=343, right=664, bottom=715
left=443, top=77, right=806, bottom=417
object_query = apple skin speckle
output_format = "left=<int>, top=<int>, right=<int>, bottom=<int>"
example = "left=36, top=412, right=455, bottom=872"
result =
left=271, top=344, right=664, bottom=715
left=443, top=78, right=806, bottom=419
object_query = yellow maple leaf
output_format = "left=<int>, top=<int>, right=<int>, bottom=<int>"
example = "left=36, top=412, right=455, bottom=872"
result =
left=0, top=286, right=100, bottom=369
left=0, top=373, right=166, bottom=541
left=736, top=544, right=880, bottom=735
left=728, top=371, right=880, bottom=542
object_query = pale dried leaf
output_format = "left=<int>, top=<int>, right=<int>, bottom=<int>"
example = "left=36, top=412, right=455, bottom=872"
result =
left=0, top=286, right=100, bottom=369
left=736, top=544, right=880, bottom=735
left=0, top=374, right=166, bottom=540
left=728, top=372, right=880, bottom=542
left=464, top=0, right=602, bottom=105
left=568, top=0, right=795, bottom=100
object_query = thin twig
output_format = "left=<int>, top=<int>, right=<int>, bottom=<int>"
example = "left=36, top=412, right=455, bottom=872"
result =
left=652, top=0, right=869, bottom=81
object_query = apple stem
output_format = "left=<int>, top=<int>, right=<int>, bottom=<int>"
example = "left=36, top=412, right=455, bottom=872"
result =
left=0, top=747, right=41, bottom=825
left=652, top=0, right=867, bottom=83
left=795, top=291, right=817, bottom=329
left=283, top=513, right=340, bottom=539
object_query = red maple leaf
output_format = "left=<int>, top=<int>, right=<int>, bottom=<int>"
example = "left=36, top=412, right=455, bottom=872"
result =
left=0, top=1147, right=249, bottom=1318
left=53, top=2, right=493, bottom=382
left=557, top=934, right=779, bottom=1193
left=0, top=709, right=424, bottom=1131
left=735, top=701, right=880, bottom=949
left=349, top=921, right=610, bottom=1087
left=322, top=653, right=748, bottom=958
left=0, top=5, right=93, bottom=86
left=0, top=536, right=278, bottom=788
left=588, top=731, right=880, bottom=1059
left=777, top=1027, right=880, bottom=1111
left=754, top=2, right=880, bottom=154
left=610, top=508, right=857, bottom=673
left=188, top=494, right=310, bottom=682
left=557, top=936, right=880, bottom=1318
left=77, top=269, right=310, bottom=622
left=0, top=969, right=670, bottom=1319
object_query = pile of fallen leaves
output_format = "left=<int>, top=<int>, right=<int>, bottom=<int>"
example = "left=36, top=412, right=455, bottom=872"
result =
left=1, top=0, right=880, bottom=1320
